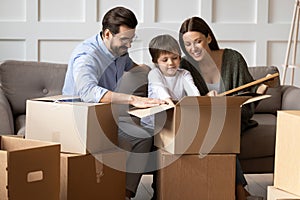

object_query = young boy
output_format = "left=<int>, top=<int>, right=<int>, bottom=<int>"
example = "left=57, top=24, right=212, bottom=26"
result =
left=141, top=34, right=200, bottom=129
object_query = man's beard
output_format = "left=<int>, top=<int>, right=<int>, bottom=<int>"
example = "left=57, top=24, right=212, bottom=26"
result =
left=110, top=44, right=128, bottom=57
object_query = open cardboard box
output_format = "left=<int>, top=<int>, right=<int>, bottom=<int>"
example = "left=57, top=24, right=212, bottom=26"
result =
left=60, top=149, right=126, bottom=200
left=0, top=136, right=60, bottom=200
left=25, top=95, right=118, bottom=154
left=129, top=96, right=269, bottom=154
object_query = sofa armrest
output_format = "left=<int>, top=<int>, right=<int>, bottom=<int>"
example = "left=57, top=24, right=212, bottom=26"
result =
left=0, top=88, right=14, bottom=134
left=281, top=85, right=300, bottom=110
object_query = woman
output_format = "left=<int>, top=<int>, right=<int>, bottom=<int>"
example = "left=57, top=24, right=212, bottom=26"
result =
left=178, top=17, right=264, bottom=200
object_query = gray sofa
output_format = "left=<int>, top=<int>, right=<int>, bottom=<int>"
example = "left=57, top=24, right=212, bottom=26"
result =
left=240, top=66, right=300, bottom=173
left=0, top=60, right=67, bottom=135
left=1, top=60, right=300, bottom=173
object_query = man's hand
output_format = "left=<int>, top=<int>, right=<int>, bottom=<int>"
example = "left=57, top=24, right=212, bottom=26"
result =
left=130, top=96, right=166, bottom=108
left=100, top=91, right=166, bottom=108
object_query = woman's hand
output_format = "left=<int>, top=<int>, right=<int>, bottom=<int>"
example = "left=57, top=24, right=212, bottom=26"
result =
left=262, top=73, right=278, bottom=88
left=256, top=84, right=269, bottom=95
left=206, top=90, right=218, bottom=96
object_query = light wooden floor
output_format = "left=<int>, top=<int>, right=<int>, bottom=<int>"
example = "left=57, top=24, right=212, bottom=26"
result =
left=132, top=174, right=274, bottom=200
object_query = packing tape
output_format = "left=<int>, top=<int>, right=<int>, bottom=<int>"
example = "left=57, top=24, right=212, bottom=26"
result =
left=95, top=155, right=104, bottom=183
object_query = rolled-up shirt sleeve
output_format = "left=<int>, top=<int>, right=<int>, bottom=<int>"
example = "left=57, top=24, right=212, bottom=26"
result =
left=73, top=55, right=108, bottom=103
left=63, top=33, right=134, bottom=103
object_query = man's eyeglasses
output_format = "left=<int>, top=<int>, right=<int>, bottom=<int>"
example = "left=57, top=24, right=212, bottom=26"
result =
left=111, top=32, right=138, bottom=44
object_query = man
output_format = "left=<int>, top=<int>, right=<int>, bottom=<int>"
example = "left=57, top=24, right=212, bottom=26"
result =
left=62, top=6, right=164, bottom=200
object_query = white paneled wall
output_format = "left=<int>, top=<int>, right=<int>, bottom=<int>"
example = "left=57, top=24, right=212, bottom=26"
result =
left=0, top=0, right=299, bottom=86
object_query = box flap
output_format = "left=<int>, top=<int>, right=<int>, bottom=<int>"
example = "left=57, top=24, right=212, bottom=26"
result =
left=278, top=110, right=300, bottom=116
left=1, top=136, right=60, bottom=152
left=7, top=145, right=60, bottom=199
left=0, top=151, right=8, bottom=198
left=128, top=96, right=251, bottom=118
left=28, top=96, right=108, bottom=107
left=241, top=94, right=271, bottom=105
left=177, top=96, right=250, bottom=106
left=268, top=186, right=300, bottom=200
left=32, top=95, right=80, bottom=102
left=128, top=104, right=174, bottom=118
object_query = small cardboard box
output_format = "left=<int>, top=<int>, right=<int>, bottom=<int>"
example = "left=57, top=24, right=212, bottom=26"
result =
left=130, top=96, right=250, bottom=154
left=274, top=111, right=300, bottom=196
left=267, top=186, right=300, bottom=200
left=25, top=95, right=118, bottom=154
left=157, top=151, right=236, bottom=200
left=60, top=149, right=126, bottom=200
left=0, top=136, right=60, bottom=200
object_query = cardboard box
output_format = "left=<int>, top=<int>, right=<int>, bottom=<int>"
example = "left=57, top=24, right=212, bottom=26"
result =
left=25, top=95, right=118, bottom=154
left=60, top=149, right=126, bottom=200
left=157, top=151, right=236, bottom=200
left=274, top=111, right=300, bottom=196
left=267, top=186, right=300, bottom=200
left=129, top=96, right=250, bottom=154
left=0, top=136, right=60, bottom=200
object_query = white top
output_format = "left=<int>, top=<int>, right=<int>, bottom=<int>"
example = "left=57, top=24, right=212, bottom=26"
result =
left=148, top=67, right=200, bottom=101
left=206, top=82, right=221, bottom=93
left=141, top=67, right=200, bottom=129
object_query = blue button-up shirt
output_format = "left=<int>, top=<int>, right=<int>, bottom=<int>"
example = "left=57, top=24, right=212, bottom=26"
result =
left=62, top=33, right=133, bottom=102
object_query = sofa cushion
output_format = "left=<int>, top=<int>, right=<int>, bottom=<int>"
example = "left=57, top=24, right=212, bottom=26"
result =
left=239, top=156, right=274, bottom=173
left=239, top=114, right=276, bottom=159
left=255, top=86, right=282, bottom=114
left=15, top=114, right=26, bottom=136
left=248, top=66, right=280, bottom=83
left=0, top=60, right=67, bottom=116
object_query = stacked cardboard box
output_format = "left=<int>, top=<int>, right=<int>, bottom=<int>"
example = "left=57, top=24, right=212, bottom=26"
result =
left=60, top=150, right=126, bottom=200
left=157, top=151, right=236, bottom=200
left=0, top=135, right=60, bottom=200
left=129, top=96, right=251, bottom=200
left=26, top=95, right=118, bottom=154
left=268, top=111, right=300, bottom=199
left=25, top=95, right=126, bottom=200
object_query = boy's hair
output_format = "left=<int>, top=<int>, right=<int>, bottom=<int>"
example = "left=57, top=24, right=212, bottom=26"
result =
left=102, top=6, right=138, bottom=34
left=149, top=34, right=182, bottom=63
